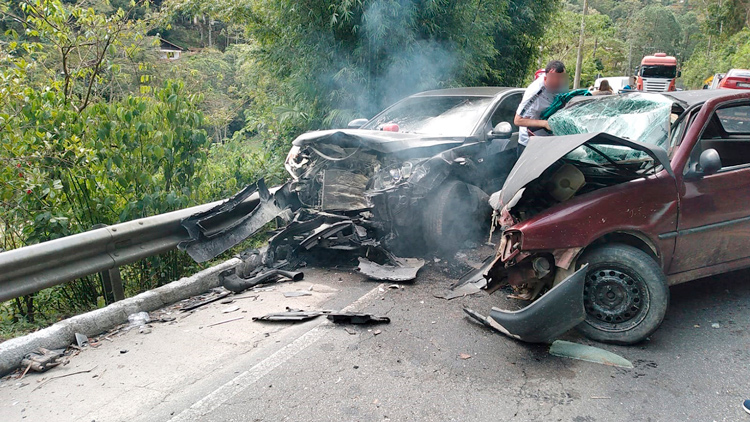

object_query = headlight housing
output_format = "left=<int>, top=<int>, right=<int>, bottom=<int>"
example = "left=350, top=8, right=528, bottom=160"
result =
left=371, top=159, right=426, bottom=191
left=284, top=145, right=303, bottom=179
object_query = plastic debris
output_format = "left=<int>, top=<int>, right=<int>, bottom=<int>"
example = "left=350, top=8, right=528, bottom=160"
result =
left=21, top=348, right=64, bottom=373
left=459, top=353, right=472, bottom=360
left=74, top=333, right=89, bottom=348
left=435, top=283, right=482, bottom=300
left=327, top=313, right=390, bottom=325
left=127, top=312, right=151, bottom=327
left=222, top=305, right=240, bottom=313
left=712, top=323, right=721, bottom=329
left=253, top=308, right=327, bottom=322
left=358, top=257, right=425, bottom=281
left=549, top=340, right=633, bottom=368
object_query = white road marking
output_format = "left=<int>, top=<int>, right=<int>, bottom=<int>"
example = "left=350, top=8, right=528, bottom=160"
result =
left=167, top=284, right=384, bottom=422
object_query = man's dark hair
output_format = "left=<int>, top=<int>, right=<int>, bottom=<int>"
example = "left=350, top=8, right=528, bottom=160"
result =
left=545, top=60, right=566, bottom=74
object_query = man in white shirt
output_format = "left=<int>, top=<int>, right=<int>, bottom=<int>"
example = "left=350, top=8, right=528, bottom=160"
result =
left=514, top=60, right=568, bottom=158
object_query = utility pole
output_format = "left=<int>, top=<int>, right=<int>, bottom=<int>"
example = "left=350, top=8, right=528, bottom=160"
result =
left=574, top=0, right=588, bottom=89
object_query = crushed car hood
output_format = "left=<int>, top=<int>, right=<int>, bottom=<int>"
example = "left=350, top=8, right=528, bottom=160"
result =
left=292, top=129, right=468, bottom=156
left=499, top=132, right=673, bottom=205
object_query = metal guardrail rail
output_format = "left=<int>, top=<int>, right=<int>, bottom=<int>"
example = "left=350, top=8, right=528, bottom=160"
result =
left=0, top=191, right=264, bottom=303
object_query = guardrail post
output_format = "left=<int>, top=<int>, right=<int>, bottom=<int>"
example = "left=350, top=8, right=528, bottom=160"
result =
left=92, top=224, right=126, bottom=304
left=101, top=266, right=125, bottom=303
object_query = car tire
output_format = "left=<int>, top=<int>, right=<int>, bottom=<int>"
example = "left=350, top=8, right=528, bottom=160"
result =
left=422, top=180, right=486, bottom=254
left=575, top=244, right=669, bottom=345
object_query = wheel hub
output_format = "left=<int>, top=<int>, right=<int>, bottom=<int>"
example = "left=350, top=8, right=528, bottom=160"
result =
left=583, top=267, right=648, bottom=331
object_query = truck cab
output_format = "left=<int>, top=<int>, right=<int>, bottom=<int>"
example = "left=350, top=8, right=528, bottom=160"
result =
left=636, top=53, right=679, bottom=92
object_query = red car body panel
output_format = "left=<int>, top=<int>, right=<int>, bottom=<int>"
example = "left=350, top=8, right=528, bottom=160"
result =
left=512, top=171, right=678, bottom=266
left=508, top=90, right=750, bottom=286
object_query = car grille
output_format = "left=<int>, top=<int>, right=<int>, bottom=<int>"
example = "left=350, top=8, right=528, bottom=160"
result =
left=643, top=78, right=670, bottom=92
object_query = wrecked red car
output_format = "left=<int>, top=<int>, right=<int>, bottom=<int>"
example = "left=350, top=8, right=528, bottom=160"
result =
left=463, top=90, right=750, bottom=345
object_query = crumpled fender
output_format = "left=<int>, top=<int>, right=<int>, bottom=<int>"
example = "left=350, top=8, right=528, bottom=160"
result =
left=464, top=264, right=588, bottom=343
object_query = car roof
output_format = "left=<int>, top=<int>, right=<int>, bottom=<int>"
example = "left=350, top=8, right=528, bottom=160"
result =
left=662, top=89, right=750, bottom=106
left=409, top=87, right=521, bottom=98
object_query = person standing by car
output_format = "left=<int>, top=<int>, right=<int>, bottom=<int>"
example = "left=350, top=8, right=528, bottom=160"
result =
left=514, top=60, right=568, bottom=158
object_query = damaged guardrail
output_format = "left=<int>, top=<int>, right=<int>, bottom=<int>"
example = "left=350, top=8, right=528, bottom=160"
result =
left=0, top=187, right=273, bottom=303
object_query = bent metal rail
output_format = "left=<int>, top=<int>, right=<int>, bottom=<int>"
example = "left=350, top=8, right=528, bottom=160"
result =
left=0, top=191, right=265, bottom=304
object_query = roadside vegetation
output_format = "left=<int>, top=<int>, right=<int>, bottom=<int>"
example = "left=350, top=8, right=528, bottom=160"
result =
left=0, top=0, right=747, bottom=339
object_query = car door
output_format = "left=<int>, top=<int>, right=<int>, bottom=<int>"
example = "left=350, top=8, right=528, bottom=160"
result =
left=479, top=92, right=523, bottom=192
left=669, top=101, right=750, bottom=274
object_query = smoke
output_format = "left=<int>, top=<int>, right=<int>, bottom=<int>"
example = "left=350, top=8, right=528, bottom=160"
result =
left=325, top=0, right=461, bottom=122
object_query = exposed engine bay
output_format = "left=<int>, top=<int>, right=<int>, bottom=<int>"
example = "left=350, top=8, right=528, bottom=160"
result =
left=179, top=128, right=516, bottom=286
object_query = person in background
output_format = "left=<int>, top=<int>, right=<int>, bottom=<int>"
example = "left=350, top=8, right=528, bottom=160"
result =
left=623, top=75, right=637, bottom=91
left=513, top=60, right=568, bottom=159
left=593, top=79, right=614, bottom=96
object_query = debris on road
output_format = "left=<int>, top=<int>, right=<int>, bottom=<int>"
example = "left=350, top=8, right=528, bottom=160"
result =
left=222, top=305, right=240, bottom=313
left=180, top=290, right=231, bottom=312
left=127, top=311, right=151, bottom=327
left=252, top=308, right=327, bottom=322
left=20, top=348, right=64, bottom=373
left=711, top=323, right=721, bottom=329
left=435, top=283, right=482, bottom=300
left=327, top=313, right=390, bottom=325
left=221, top=266, right=304, bottom=293
left=206, top=316, right=245, bottom=327
left=74, top=333, right=89, bottom=348
left=358, top=257, right=425, bottom=282
left=549, top=340, right=634, bottom=368
left=459, top=353, right=472, bottom=360
left=31, top=366, right=98, bottom=392
left=284, top=291, right=313, bottom=297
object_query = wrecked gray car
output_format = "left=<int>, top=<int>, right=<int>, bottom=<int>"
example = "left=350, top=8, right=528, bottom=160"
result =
left=179, top=87, right=524, bottom=285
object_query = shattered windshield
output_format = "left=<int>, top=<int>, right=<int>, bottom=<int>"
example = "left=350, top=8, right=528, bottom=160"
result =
left=548, top=93, right=672, bottom=165
left=362, top=96, right=493, bottom=136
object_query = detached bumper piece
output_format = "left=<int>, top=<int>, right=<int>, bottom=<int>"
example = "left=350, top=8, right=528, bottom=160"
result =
left=178, top=179, right=296, bottom=263
left=463, top=265, right=588, bottom=343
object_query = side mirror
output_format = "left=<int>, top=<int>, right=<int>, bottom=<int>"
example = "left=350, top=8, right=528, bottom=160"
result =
left=347, top=118, right=369, bottom=129
left=699, top=148, right=722, bottom=175
left=677, top=70, right=682, bottom=78
left=490, top=122, right=513, bottom=139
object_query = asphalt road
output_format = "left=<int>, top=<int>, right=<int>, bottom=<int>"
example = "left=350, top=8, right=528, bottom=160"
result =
left=2, top=253, right=749, bottom=422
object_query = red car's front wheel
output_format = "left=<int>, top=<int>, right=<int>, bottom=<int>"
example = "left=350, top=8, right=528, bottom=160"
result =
left=575, top=244, right=670, bottom=345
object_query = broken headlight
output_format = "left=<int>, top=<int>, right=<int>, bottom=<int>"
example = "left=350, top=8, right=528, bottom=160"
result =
left=284, top=145, right=304, bottom=179
left=371, top=159, right=425, bottom=190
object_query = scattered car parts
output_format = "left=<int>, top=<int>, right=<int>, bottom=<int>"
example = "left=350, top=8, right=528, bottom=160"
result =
left=327, top=313, right=391, bottom=325
left=357, top=257, right=425, bottom=282
left=462, top=265, right=587, bottom=343
left=252, top=308, right=328, bottom=322
left=549, top=340, right=633, bottom=368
